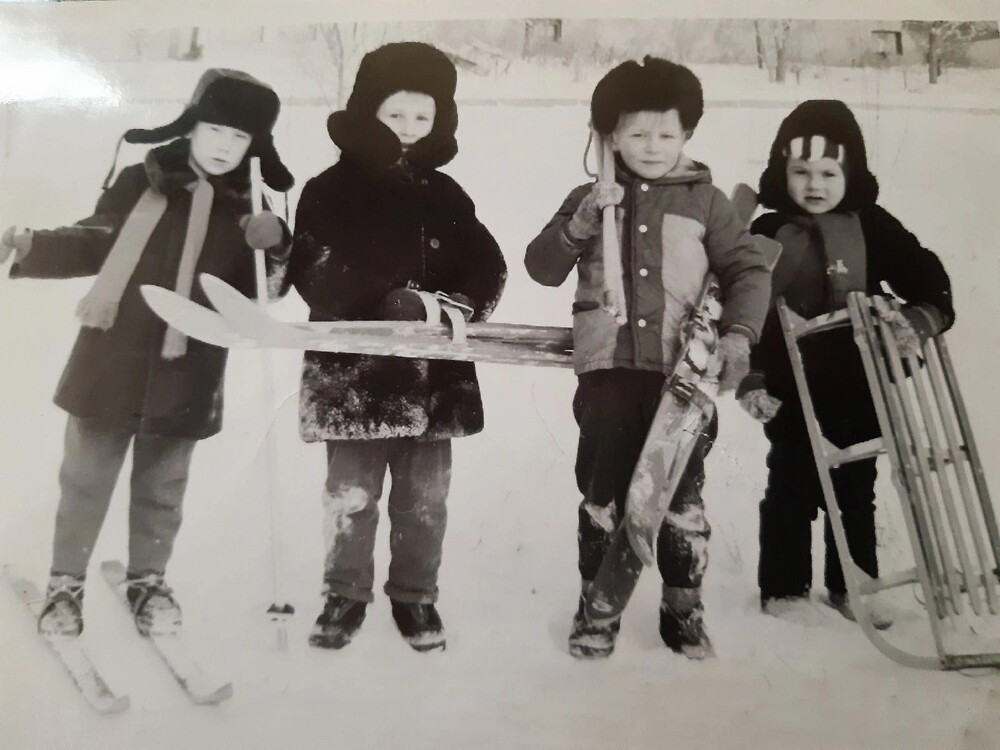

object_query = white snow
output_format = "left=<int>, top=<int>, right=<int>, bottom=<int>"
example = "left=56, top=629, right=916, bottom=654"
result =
left=3, top=39, right=1000, bottom=750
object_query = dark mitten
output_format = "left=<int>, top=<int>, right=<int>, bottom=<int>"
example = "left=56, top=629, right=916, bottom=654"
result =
left=242, top=212, right=289, bottom=258
left=376, top=288, right=428, bottom=321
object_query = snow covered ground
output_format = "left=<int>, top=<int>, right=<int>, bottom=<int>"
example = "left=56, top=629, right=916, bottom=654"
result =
left=2, top=43, right=1000, bottom=750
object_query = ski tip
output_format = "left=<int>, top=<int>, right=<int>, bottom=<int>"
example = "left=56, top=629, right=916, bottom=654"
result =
left=193, top=681, right=234, bottom=706
left=96, top=694, right=131, bottom=715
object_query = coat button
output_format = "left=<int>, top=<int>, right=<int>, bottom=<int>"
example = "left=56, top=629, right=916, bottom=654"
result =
left=429, top=238, right=440, bottom=249
left=639, top=268, right=649, bottom=277
left=637, top=318, right=647, bottom=328
left=640, top=183, right=649, bottom=191
left=638, top=224, right=648, bottom=233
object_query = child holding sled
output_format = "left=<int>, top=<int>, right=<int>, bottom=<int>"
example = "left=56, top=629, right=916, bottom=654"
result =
left=1, top=69, right=294, bottom=638
left=738, top=99, right=954, bottom=628
left=283, top=42, right=507, bottom=652
left=525, top=57, right=771, bottom=659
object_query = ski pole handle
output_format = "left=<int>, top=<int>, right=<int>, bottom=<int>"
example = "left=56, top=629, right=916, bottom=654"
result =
left=597, top=134, right=627, bottom=325
left=249, top=158, right=269, bottom=307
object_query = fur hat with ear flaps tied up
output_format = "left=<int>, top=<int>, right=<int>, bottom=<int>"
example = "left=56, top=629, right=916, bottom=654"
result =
left=590, top=56, right=705, bottom=136
left=758, top=99, right=879, bottom=214
left=327, top=42, right=459, bottom=172
left=108, top=68, right=294, bottom=192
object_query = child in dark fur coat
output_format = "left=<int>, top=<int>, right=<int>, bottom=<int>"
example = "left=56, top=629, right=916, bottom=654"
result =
left=284, top=42, right=507, bottom=652
left=738, top=99, right=954, bottom=628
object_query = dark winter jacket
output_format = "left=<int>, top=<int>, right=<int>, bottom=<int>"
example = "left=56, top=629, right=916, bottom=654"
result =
left=525, top=156, right=771, bottom=375
left=11, top=138, right=287, bottom=439
left=285, top=156, right=507, bottom=441
left=743, top=205, right=954, bottom=403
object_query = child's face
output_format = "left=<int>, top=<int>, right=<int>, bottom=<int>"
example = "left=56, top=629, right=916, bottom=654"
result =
left=189, top=122, right=252, bottom=176
left=376, top=90, right=436, bottom=152
left=610, top=109, right=690, bottom=180
left=786, top=156, right=846, bottom=214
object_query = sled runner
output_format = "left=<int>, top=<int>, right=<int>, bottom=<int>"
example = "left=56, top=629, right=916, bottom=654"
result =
left=779, top=293, right=1000, bottom=670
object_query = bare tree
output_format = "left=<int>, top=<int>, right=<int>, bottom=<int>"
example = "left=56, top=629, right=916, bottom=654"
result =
left=756, top=19, right=792, bottom=83
left=903, top=20, right=1000, bottom=84
left=315, top=22, right=391, bottom=108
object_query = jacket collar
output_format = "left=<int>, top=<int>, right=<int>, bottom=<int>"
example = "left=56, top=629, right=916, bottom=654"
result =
left=143, top=138, right=250, bottom=205
left=614, top=154, right=712, bottom=186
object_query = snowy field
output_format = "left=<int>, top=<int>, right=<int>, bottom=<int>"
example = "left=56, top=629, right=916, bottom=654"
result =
left=2, top=48, right=1000, bottom=750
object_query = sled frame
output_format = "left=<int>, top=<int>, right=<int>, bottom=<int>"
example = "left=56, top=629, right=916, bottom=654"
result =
left=778, top=293, right=1000, bottom=670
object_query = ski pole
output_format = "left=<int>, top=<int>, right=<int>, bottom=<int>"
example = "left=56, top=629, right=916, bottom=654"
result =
left=596, top=132, right=627, bottom=325
left=249, top=157, right=295, bottom=651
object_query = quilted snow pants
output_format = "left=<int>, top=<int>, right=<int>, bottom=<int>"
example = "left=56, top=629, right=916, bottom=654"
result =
left=573, top=369, right=718, bottom=590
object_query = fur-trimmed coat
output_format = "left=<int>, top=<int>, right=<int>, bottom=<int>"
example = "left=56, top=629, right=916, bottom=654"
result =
left=285, top=156, right=507, bottom=441
left=10, top=138, right=287, bottom=439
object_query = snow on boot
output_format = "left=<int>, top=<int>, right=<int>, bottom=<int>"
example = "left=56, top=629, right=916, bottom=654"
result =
left=660, top=586, right=714, bottom=660
left=37, top=574, right=85, bottom=638
left=568, top=583, right=620, bottom=659
left=824, top=590, right=894, bottom=630
left=125, top=572, right=182, bottom=636
left=760, top=595, right=828, bottom=627
left=309, top=594, right=367, bottom=649
left=390, top=600, right=446, bottom=652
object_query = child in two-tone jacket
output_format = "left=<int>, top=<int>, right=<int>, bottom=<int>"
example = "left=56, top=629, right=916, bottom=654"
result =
left=737, top=99, right=953, bottom=629
left=525, top=57, right=771, bottom=659
left=0, top=69, right=294, bottom=639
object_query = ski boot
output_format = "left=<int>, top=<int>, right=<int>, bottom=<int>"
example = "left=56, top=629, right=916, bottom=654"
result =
left=568, top=582, right=621, bottom=659
left=309, top=593, right=367, bottom=649
left=390, top=600, right=446, bottom=653
left=824, top=590, right=894, bottom=631
left=660, top=586, right=714, bottom=660
left=125, top=572, right=182, bottom=636
left=37, top=574, right=85, bottom=638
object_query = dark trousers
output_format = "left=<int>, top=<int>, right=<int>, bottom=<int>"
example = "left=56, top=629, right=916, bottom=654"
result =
left=573, top=369, right=717, bottom=589
left=758, top=398, right=880, bottom=599
left=321, top=438, right=451, bottom=604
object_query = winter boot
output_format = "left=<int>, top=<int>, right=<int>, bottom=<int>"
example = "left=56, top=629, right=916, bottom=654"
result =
left=824, top=590, right=894, bottom=630
left=760, top=594, right=827, bottom=627
left=390, top=600, right=446, bottom=652
left=309, top=593, right=368, bottom=649
left=660, top=586, right=714, bottom=660
left=37, top=574, right=85, bottom=638
left=125, top=572, right=182, bottom=636
left=568, top=581, right=621, bottom=659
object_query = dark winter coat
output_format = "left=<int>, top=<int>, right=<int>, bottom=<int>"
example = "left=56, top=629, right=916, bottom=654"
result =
left=11, top=138, right=286, bottom=439
left=744, top=205, right=954, bottom=403
left=525, top=157, right=771, bottom=375
left=285, top=156, right=507, bottom=441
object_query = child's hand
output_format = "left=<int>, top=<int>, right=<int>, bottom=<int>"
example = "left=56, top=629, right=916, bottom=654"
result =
left=714, top=331, right=751, bottom=394
left=880, top=304, right=943, bottom=358
left=376, top=288, right=428, bottom=322
left=242, top=212, right=286, bottom=256
left=1, top=226, right=32, bottom=264
left=567, top=182, right=624, bottom=241
left=738, top=389, right=782, bottom=423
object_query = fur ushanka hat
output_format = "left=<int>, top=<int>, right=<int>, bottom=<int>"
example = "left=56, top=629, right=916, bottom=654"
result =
left=113, top=68, right=294, bottom=192
left=590, top=56, right=704, bottom=135
left=327, top=42, right=459, bottom=171
left=757, top=99, right=879, bottom=214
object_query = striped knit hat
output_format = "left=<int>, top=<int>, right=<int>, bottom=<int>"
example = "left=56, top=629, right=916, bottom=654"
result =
left=758, top=99, right=878, bottom=213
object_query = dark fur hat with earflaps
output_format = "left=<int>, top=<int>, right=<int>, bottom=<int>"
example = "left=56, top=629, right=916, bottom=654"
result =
left=758, top=99, right=878, bottom=214
left=327, top=42, right=459, bottom=172
left=590, top=56, right=705, bottom=135
left=105, top=68, right=294, bottom=191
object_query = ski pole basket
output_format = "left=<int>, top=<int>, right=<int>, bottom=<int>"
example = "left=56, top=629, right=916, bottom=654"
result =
left=779, top=293, right=1000, bottom=670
